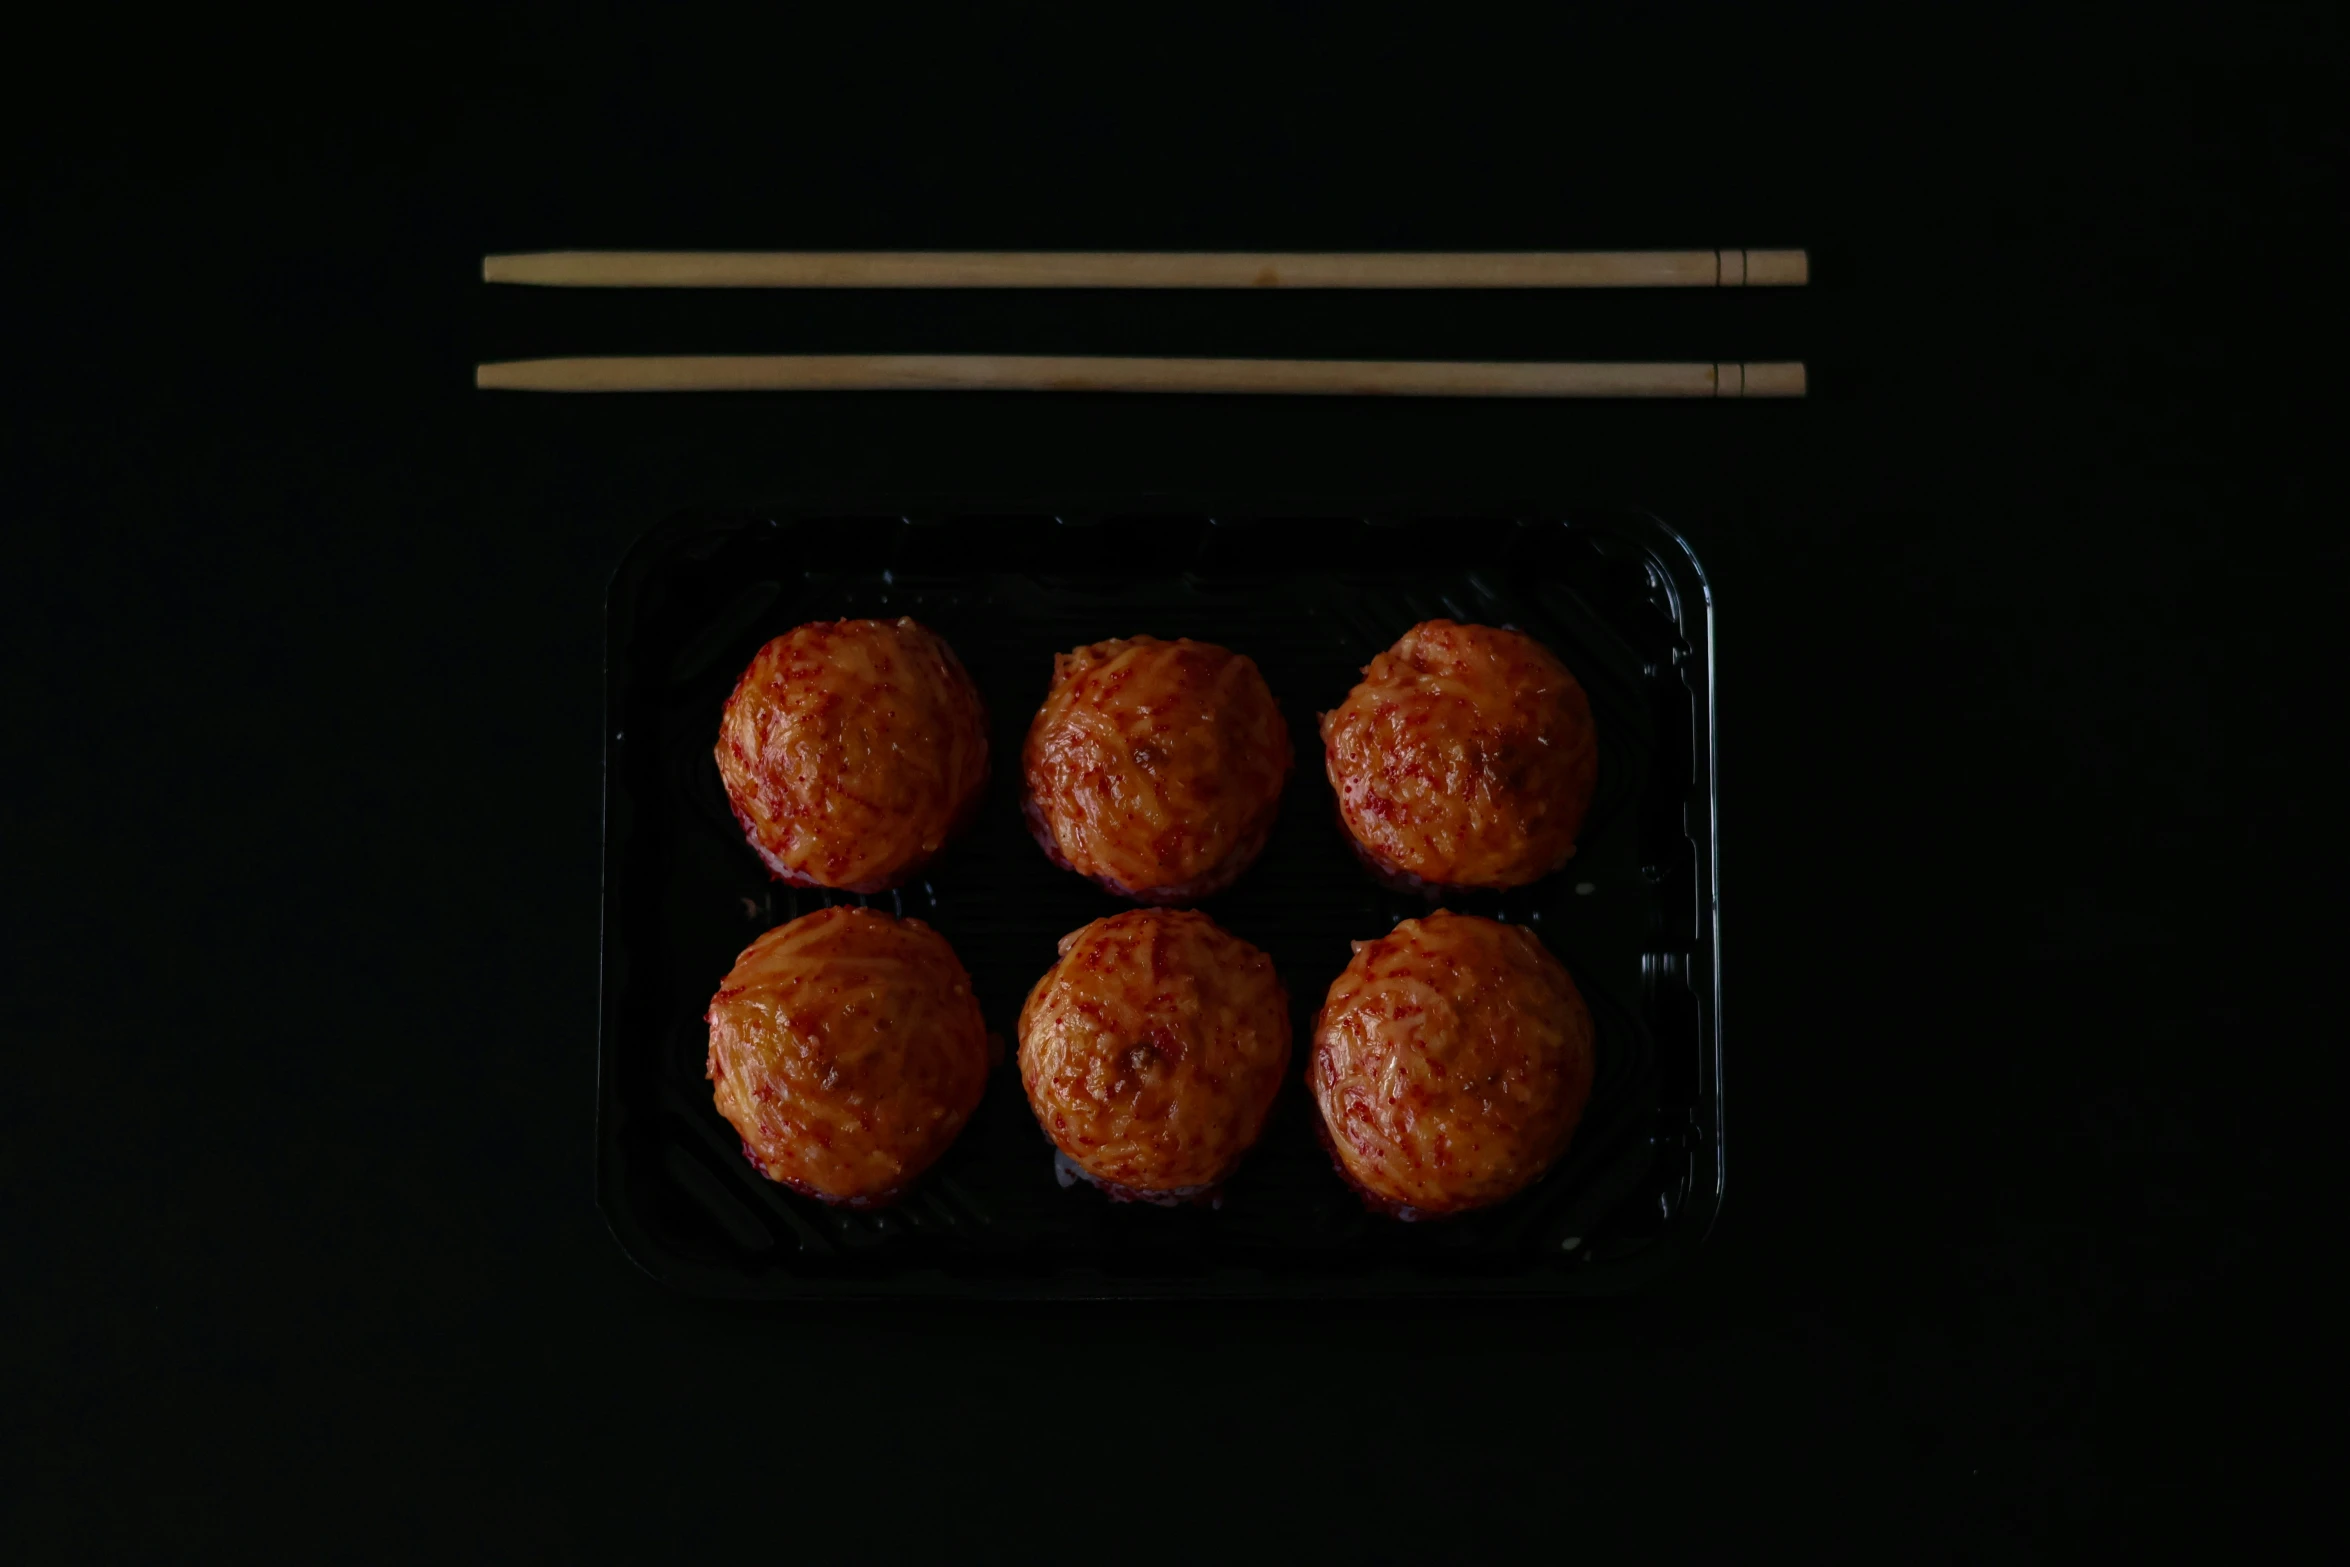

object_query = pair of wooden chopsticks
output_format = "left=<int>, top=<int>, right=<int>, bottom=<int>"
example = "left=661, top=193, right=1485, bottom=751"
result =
left=474, top=250, right=1808, bottom=398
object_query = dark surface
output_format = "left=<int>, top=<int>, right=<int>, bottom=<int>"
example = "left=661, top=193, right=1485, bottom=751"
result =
left=4, top=12, right=2341, bottom=1558
left=603, top=513, right=1713, bottom=1296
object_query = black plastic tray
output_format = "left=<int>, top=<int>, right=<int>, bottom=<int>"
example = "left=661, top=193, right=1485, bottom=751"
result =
left=599, top=512, right=1723, bottom=1298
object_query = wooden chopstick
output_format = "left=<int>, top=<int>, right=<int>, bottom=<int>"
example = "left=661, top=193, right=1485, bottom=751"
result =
left=481, top=250, right=1808, bottom=289
left=473, top=355, right=1805, bottom=398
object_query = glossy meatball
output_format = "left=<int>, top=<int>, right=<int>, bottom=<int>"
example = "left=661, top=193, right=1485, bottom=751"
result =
left=716, top=617, right=989, bottom=894
left=706, top=906, right=991, bottom=1207
left=1309, top=911, right=1595, bottom=1218
left=1320, top=620, right=1597, bottom=891
left=1022, top=636, right=1292, bottom=903
left=1017, top=909, right=1290, bottom=1202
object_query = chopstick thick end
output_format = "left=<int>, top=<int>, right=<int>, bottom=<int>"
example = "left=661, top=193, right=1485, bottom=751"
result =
left=1741, top=361, right=1808, bottom=397
left=1744, top=249, right=1810, bottom=286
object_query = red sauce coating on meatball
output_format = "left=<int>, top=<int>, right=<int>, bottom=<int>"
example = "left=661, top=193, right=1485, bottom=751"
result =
left=1017, top=908, right=1291, bottom=1200
left=1309, top=910, right=1595, bottom=1217
left=1320, top=620, right=1597, bottom=890
left=706, top=906, right=991, bottom=1207
left=716, top=618, right=989, bottom=894
left=1022, top=636, right=1292, bottom=903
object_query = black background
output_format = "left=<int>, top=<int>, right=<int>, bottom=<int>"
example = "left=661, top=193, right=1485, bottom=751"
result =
left=5, top=12, right=2340, bottom=1558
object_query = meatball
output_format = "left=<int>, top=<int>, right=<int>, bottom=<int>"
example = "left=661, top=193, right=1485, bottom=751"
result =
left=1320, top=619, right=1597, bottom=891
left=706, top=905, right=992, bottom=1207
left=1022, top=636, right=1292, bottom=903
left=1017, top=909, right=1290, bottom=1202
left=716, top=617, right=989, bottom=894
left=1308, top=911, right=1595, bottom=1218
